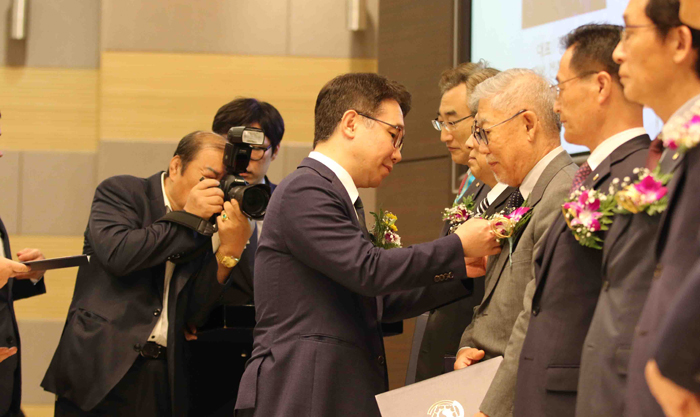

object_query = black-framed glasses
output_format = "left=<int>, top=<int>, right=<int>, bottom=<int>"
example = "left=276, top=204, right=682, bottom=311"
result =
left=356, top=111, right=405, bottom=149
left=550, top=71, right=598, bottom=97
left=432, top=114, right=475, bottom=132
left=621, top=23, right=656, bottom=44
left=250, top=144, right=272, bottom=161
left=471, top=109, right=527, bottom=146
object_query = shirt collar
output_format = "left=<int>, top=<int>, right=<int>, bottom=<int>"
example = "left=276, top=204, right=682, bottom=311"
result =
left=667, top=92, right=700, bottom=125
left=486, top=182, right=509, bottom=205
left=308, top=151, right=359, bottom=205
left=587, top=127, right=647, bottom=171
left=160, top=172, right=173, bottom=213
left=519, top=146, right=564, bottom=200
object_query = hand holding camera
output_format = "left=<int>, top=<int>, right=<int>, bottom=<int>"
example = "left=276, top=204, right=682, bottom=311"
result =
left=184, top=179, right=225, bottom=220
left=217, top=200, right=254, bottom=259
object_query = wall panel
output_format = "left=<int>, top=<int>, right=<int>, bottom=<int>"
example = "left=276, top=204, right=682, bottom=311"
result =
left=100, top=52, right=377, bottom=143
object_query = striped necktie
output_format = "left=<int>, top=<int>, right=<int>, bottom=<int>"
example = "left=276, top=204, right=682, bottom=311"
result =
left=475, top=197, right=490, bottom=215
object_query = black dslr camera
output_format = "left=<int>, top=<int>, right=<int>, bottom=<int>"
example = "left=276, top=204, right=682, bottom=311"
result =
left=219, top=126, right=272, bottom=220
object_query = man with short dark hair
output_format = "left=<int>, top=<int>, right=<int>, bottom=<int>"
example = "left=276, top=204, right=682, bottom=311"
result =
left=512, top=23, right=650, bottom=417
left=415, top=62, right=510, bottom=382
left=42, top=131, right=253, bottom=417
left=611, top=0, right=700, bottom=415
left=187, top=98, right=285, bottom=416
left=235, top=72, right=501, bottom=417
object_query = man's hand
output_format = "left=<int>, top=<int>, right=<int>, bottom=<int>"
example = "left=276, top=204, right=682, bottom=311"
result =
left=454, top=218, right=501, bottom=258
left=465, top=256, right=487, bottom=277
left=454, top=347, right=485, bottom=370
left=184, top=323, right=198, bottom=341
left=0, top=347, right=17, bottom=364
left=0, top=258, right=31, bottom=288
left=183, top=179, right=225, bottom=220
left=13, top=248, right=45, bottom=281
left=217, top=200, right=254, bottom=259
left=646, top=359, right=700, bottom=417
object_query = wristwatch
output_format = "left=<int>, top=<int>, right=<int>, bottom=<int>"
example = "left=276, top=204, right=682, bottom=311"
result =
left=215, top=250, right=240, bottom=268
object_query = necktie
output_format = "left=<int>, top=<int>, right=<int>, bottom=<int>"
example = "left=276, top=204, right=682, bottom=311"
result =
left=569, top=162, right=592, bottom=195
left=354, top=197, right=370, bottom=239
left=645, top=136, right=664, bottom=170
left=475, top=197, right=490, bottom=215
left=505, top=189, right=525, bottom=213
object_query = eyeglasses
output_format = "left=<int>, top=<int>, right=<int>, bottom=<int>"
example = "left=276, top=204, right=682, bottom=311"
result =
left=471, top=109, right=527, bottom=146
left=550, top=71, right=598, bottom=97
left=432, top=114, right=475, bottom=132
left=621, top=23, right=656, bottom=44
left=356, top=111, right=405, bottom=149
left=250, top=144, right=273, bottom=161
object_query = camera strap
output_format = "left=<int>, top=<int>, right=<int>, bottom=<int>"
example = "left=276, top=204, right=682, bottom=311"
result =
left=161, top=211, right=216, bottom=237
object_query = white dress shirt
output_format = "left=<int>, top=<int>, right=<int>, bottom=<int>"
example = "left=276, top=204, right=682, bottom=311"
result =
left=485, top=183, right=509, bottom=205
left=587, top=128, right=647, bottom=171
left=519, top=146, right=565, bottom=200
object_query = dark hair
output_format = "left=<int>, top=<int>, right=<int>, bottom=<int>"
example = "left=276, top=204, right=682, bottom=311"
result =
left=646, top=0, right=700, bottom=78
left=313, top=73, right=411, bottom=148
left=165, top=131, right=225, bottom=177
left=212, top=98, right=285, bottom=149
left=561, top=24, right=623, bottom=77
left=438, top=61, right=500, bottom=96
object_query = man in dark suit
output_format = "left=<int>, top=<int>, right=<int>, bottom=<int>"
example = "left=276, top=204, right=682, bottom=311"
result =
left=187, top=98, right=285, bottom=416
left=610, top=0, right=700, bottom=415
left=42, top=131, right=254, bottom=417
left=455, top=69, right=577, bottom=417
left=514, top=24, right=650, bottom=417
left=234, top=73, right=502, bottom=417
left=0, top=124, right=48, bottom=417
left=416, top=62, right=511, bottom=381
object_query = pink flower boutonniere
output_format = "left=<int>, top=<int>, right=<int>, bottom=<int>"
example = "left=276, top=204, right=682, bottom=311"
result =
left=662, top=100, right=700, bottom=157
left=562, top=188, right=616, bottom=249
left=614, top=168, right=672, bottom=216
left=442, top=194, right=477, bottom=234
left=490, top=204, right=532, bottom=265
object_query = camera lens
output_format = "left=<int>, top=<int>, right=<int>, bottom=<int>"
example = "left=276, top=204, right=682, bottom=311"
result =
left=241, top=187, right=269, bottom=218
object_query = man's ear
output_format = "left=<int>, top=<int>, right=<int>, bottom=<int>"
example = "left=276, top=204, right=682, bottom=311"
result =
left=270, top=145, right=280, bottom=161
left=169, top=155, right=182, bottom=178
left=522, top=110, right=538, bottom=141
left=596, top=71, right=613, bottom=104
left=672, top=25, right=698, bottom=68
left=339, top=110, right=360, bottom=140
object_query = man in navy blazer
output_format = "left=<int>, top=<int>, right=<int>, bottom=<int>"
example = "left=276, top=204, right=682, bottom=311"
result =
left=610, top=0, right=700, bottom=416
left=42, top=131, right=253, bottom=417
left=235, top=73, right=501, bottom=417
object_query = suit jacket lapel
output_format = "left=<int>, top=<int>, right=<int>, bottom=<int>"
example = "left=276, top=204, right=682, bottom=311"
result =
left=655, top=153, right=686, bottom=260
left=484, top=186, right=515, bottom=217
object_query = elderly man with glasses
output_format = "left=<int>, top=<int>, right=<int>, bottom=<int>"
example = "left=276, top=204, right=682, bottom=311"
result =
left=511, top=24, right=651, bottom=417
left=453, top=68, right=577, bottom=417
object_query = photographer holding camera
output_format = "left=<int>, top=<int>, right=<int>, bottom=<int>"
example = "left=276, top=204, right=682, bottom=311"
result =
left=187, top=98, right=284, bottom=416
left=41, top=131, right=253, bottom=417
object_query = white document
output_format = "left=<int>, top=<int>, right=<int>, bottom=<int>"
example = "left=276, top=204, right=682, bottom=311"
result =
left=376, top=356, right=504, bottom=417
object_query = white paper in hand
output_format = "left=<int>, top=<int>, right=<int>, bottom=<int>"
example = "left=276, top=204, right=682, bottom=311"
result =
left=375, top=356, right=503, bottom=417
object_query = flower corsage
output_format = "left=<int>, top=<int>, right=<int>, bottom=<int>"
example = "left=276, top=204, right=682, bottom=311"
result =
left=562, top=188, right=615, bottom=249
left=614, top=168, right=672, bottom=216
left=489, top=204, right=532, bottom=265
left=370, top=209, right=402, bottom=249
left=662, top=100, right=700, bottom=158
left=442, top=195, right=477, bottom=234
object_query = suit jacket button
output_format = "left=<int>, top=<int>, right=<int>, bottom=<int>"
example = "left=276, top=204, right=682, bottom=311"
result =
left=532, top=306, right=540, bottom=316
left=153, top=309, right=161, bottom=317
left=378, top=355, right=385, bottom=365
left=134, top=343, right=142, bottom=352
left=602, top=280, right=610, bottom=291
left=653, top=264, right=663, bottom=280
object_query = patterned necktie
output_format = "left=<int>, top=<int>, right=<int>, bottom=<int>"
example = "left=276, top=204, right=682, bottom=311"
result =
left=505, top=189, right=524, bottom=213
left=645, top=135, right=664, bottom=170
left=569, top=162, right=592, bottom=195
left=354, top=197, right=370, bottom=238
left=475, top=197, right=490, bottom=215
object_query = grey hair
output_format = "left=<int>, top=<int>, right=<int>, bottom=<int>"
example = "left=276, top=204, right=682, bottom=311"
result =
left=468, top=68, right=561, bottom=136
